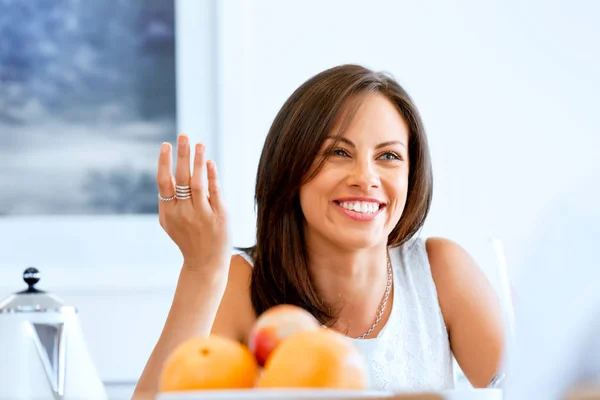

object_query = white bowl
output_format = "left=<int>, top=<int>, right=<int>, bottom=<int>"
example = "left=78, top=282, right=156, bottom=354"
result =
left=156, top=388, right=503, bottom=400
left=157, top=388, right=389, bottom=399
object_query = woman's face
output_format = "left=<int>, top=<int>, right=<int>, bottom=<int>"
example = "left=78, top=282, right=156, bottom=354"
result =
left=299, top=93, right=410, bottom=250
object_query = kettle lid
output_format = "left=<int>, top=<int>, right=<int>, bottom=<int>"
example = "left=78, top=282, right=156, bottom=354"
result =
left=0, top=267, right=76, bottom=313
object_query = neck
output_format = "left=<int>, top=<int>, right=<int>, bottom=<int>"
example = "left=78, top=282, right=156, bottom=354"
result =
left=304, top=237, right=391, bottom=335
left=306, top=244, right=388, bottom=287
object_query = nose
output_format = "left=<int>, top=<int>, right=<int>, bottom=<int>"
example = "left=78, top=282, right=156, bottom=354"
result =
left=346, top=156, right=380, bottom=191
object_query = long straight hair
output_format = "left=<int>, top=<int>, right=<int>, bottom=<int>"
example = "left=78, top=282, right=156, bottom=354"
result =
left=243, top=64, right=433, bottom=325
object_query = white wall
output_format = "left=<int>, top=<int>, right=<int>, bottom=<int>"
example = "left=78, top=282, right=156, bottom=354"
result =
left=1, top=0, right=598, bottom=394
left=219, top=0, right=600, bottom=282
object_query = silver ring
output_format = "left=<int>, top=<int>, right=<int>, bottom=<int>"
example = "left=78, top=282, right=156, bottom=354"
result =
left=158, top=194, right=175, bottom=201
left=174, top=185, right=191, bottom=200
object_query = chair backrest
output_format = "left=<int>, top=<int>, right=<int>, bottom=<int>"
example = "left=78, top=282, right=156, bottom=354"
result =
left=451, top=237, right=515, bottom=388
left=563, top=384, right=600, bottom=400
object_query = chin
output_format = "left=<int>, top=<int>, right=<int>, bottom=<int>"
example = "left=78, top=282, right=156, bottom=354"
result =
left=331, top=230, right=385, bottom=250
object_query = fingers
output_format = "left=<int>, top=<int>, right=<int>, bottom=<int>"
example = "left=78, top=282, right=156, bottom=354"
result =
left=191, top=143, right=211, bottom=212
left=157, top=142, right=175, bottom=228
left=175, top=135, right=191, bottom=186
left=157, top=142, right=175, bottom=201
left=207, top=160, right=225, bottom=214
left=160, top=136, right=224, bottom=216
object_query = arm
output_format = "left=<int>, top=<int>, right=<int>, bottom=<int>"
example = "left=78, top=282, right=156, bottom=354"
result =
left=134, top=135, right=247, bottom=397
left=426, top=237, right=505, bottom=388
left=132, top=264, right=228, bottom=397
left=211, top=255, right=256, bottom=343
left=132, top=255, right=254, bottom=397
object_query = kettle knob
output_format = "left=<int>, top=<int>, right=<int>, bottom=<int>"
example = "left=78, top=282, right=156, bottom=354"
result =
left=23, top=267, right=43, bottom=293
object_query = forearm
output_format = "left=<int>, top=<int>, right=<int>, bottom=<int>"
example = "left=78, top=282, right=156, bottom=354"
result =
left=133, top=264, right=228, bottom=397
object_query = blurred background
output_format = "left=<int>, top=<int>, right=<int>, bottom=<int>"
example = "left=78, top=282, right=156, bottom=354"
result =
left=1, top=0, right=598, bottom=398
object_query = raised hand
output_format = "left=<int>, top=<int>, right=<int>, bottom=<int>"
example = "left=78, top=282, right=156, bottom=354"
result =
left=156, top=134, right=230, bottom=272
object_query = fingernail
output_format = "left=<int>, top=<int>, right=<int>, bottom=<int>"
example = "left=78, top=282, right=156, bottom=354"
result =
left=160, top=143, right=169, bottom=153
left=196, top=144, right=204, bottom=155
left=179, top=135, right=188, bottom=145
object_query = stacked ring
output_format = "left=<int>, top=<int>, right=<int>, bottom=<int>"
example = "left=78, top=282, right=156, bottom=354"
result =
left=175, top=185, right=192, bottom=200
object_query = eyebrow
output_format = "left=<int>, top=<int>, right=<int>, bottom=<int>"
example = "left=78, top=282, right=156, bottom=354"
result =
left=326, top=136, right=406, bottom=149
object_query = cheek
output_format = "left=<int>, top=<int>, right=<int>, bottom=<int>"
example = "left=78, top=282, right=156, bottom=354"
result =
left=299, top=175, right=338, bottom=224
left=301, top=171, right=338, bottom=202
left=386, top=173, right=409, bottom=211
left=299, top=184, right=326, bottom=220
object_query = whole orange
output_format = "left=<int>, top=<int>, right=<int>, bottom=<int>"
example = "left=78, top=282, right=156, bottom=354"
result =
left=257, top=328, right=368, bottom=389
left=159, top=335, right=258, bottom=392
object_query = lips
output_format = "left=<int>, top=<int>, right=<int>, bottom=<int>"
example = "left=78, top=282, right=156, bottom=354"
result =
left=335, top=200, right=382, bottom=214
left=334, top=197, right=386, bottom=212
left=333, top=198, right=386, bottom=221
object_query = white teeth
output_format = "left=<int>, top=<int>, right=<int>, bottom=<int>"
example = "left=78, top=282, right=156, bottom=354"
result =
left=340, top=201, right=381, bottom=214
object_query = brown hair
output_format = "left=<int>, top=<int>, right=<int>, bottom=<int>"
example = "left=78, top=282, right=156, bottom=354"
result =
left=243, top=64, right=433, bottom=324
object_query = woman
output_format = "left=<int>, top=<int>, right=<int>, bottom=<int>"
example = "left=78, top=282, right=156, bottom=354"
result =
left=134, top=64, right=505, bottom=396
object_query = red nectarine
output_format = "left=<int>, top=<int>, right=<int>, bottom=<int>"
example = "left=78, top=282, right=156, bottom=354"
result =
left=248, top=304, right=321, bottom=366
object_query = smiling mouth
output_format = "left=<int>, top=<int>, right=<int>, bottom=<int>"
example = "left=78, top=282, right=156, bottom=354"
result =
left=333, top=200, right=385, bottom=215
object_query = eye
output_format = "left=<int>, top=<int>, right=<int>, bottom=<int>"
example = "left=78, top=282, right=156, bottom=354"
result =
left=329, top=148, right=350, bottom=157
left=378, top=151, right=402, bottom=161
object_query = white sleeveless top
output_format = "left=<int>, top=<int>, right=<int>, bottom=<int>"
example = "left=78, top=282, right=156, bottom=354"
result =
left=239, top=237, right=455, bottom=392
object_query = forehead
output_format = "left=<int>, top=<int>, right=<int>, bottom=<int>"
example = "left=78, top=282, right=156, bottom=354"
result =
left=341, top=93, right=409, bottom=143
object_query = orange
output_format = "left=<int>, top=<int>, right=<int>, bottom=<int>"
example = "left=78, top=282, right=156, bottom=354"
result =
left=159, top=335, right=259, bottom=391
left=257, top=328, right=368, bottom=389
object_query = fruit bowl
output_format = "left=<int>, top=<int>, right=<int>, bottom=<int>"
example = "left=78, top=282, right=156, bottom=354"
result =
left=157, top=388, right=391, bottom=399
left=157, top=388, right=503, bottom=400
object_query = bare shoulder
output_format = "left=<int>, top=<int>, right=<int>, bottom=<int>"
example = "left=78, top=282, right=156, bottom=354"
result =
left=424, top=237, right=495, bottom=325
left=425, top=236, right=472, bottom=265
left=227, top=254, right=254, bottom=291
left=426, top=237, right=477, bottom=285
left=230, top=253, right=254, bottom=276
left=425, top=237, right=479, bottom=275
left=211, top=254, right=256, bottom=344
left=425, top=237, right=505, bottom=387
